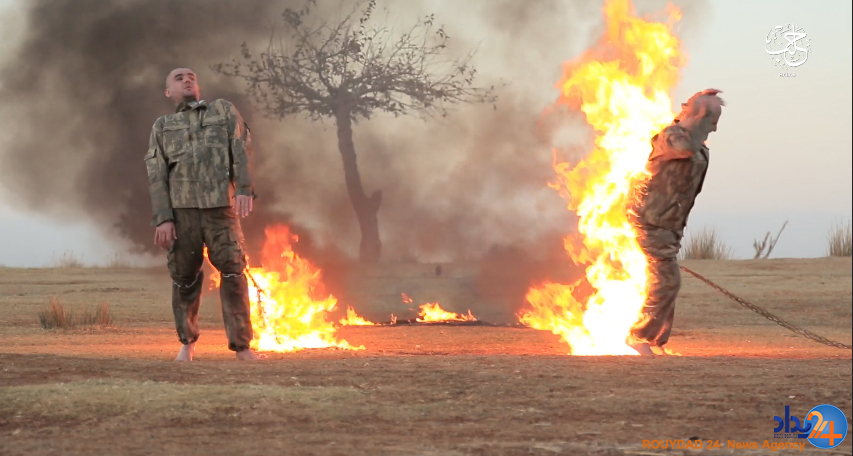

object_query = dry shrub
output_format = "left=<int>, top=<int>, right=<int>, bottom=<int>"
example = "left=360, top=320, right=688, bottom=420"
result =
left=679, top=227, right=733, bottom=260
left=38, top=297, right=114, bottom=329
left=53, top=250, right=84, bottom=268
left=38, top=297, right=72, bottom=329
left=76, top=302, right=115, bottom=326
left=753, top=221, right=787, bottom=259
left=105, top=252, right=131, bottom=268
left=827, top=220, right=852, bottom=257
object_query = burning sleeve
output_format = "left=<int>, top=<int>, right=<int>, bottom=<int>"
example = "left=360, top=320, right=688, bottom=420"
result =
left=226, top=102, right=255, bottom=199
left=144, top=121, right=174, bottom=226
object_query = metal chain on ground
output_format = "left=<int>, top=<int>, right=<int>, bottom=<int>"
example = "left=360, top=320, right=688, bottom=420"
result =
left=244, top=270, right=273, bottom=337
left=680, top=266, right=852, bottom=350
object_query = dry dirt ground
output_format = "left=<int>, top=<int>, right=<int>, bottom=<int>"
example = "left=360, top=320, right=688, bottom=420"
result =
left=0, top=258, right=851, bottom=455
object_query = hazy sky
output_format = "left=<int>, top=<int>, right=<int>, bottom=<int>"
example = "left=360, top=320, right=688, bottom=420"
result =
left=0, top=0, right=850, bottom=266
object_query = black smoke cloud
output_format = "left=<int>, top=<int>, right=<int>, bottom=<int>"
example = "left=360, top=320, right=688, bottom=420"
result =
left=0, top=0, right=314, bottom=260
left=0, top=0, right=580, bottom=264
left=0, top=0, right=707, bottom=266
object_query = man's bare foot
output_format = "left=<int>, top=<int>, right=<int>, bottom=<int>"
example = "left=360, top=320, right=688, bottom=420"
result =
left=651, top=346, right=670, bottom=356
left=628, top=341, right=655, bottom=357
left=235, top=349, right=267, bottom=361
left=174, top=342, right=195, bottom=362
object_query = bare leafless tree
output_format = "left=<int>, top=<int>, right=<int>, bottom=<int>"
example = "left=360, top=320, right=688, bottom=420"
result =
left=213, top=0, right=498, bottom=262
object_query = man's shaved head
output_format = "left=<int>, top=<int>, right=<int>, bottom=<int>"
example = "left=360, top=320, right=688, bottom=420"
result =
left=677, top=88, right=725, bottom=143
left=684, top=95, right=723, bottom=118
left=165, top=68, right=192, bottom=88
left=164, top=67, right=200, bottom=105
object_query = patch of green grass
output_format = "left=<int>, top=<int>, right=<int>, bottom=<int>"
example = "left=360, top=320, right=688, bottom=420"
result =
left=679, top=227, right=733, bottom=260
left=38, top=297, right=114, bottom=329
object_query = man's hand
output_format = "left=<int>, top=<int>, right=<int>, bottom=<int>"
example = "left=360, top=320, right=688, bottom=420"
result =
left=154, top=221, right=177, bottom=250
left=235, top=195, right=253, bottom=218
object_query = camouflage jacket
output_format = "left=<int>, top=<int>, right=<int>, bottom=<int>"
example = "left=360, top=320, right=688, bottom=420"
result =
left=629, top=123, right=709, bottom=231
left=145, top=99, right=255, bottom=226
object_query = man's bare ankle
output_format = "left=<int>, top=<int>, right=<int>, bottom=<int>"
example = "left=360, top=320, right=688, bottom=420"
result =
left=174, top=342, right=196, bottom=362
left=235, top=349, right=266, bottom=361
left=628, top=341, right=655, bottom=357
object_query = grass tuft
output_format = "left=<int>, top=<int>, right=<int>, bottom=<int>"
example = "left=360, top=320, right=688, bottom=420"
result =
left=105, top=252, right=131, bottom=268
left=76, top=302, right=115, bottom=326
left=827, top=220, right=852, bottom=257
left=53, top=250, right=84, bottom=268
left=38, top=297, right=114, bottom=329
left=679, top=227, right=733, bottom=260
left=38, top=297, right=72, bottom=329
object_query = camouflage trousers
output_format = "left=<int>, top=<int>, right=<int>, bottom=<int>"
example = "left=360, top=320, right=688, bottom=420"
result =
left=167, top=207, right=253, bottom=351
left=631, top=225, right=684, bottom=347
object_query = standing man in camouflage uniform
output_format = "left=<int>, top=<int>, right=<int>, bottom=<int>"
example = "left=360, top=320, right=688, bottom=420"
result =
left=627, top=89, right=725, bottom=356
left=146, top=67, right=263, bottom=361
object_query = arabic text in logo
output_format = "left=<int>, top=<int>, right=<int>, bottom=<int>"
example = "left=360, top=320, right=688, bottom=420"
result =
left=766, top=24, right=811, bottom=74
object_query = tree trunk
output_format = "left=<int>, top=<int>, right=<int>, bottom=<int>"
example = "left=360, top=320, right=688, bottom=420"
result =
left=334, top=107, right=381, bottom=263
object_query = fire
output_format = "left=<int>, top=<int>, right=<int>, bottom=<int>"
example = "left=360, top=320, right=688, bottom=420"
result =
left=417, top=303, right=477, bottom=323
left=519, top=0, right=685, bottom=355
left=207, top=225, right=363, bottom=352
left=339, top=306, right=376, bottom=326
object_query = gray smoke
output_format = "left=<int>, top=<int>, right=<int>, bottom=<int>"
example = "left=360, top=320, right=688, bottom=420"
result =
left=0, top=0, right=706, bottom=266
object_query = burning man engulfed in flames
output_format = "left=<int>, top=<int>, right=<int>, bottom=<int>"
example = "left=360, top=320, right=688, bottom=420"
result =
left=519, top=0, right=686, bottom=356
left=209, top=225, right=362, bottom=352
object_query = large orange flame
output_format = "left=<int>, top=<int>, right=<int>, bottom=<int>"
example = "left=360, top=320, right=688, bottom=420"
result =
left=208, top=225, right=363, bottom=352
left=519, top=0, right=685, bottom=355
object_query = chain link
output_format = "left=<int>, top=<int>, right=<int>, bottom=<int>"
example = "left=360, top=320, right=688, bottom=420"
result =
left=680, top=266, right=851, bottom=350
left=245, top=270, right=267, bottom=317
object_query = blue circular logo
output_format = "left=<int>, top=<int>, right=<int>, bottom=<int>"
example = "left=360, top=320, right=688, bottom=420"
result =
left=806, top=404, right=848, bottom=449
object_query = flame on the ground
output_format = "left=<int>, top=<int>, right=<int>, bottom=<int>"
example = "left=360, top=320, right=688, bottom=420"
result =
left=207, top=225, right=363, bottom=352
left=417, top=303, right=477, bottom=323
left=339, top=306, right=376, bottom=326
left=519, top=0, right=685, bottom=355
left=400, top=293, right=477, bottom=323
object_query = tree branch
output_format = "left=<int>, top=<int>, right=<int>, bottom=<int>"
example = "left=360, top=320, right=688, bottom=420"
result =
left=212, top=0, right=500, bottom=123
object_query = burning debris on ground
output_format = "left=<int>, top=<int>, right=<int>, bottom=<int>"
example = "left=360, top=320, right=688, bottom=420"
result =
left=341, top=292, right=511, bottom=328
left=207, top=224, right=362, bottom=352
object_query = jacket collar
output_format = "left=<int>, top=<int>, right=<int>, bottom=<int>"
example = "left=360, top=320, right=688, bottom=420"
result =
left=175, top=99, right=207, bottom=113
